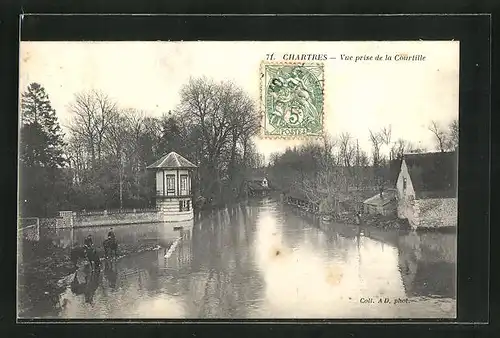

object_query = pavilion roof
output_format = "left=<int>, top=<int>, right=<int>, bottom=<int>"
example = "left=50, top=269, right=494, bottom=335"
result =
left=146, top=152, right=197, bottom=169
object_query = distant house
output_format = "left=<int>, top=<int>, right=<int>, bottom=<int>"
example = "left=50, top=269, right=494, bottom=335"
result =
left=361, top=158, right=401, bottom=216
left=363, top=190, right=397, bottom=216
left=396, top=151, right=458, bottom=229
left=247, top=176, right=270, bottom=196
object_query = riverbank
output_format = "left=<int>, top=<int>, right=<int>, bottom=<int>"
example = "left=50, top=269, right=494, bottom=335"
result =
left=281, top=192, right=458, bottom=232
left=283, top=197, right=410, bottom=231
left=18, top=237, right=175, bottom=317
left=336, top=212, right=411, bottom=231
left=18, top=239, right=75, bottom=317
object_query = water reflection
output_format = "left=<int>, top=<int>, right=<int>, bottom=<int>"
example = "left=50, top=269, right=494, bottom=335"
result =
left=69, top=267, right=101, bottom=304
left=253, top=210, right=407, bottom=318
left=103, top=260, right=118, bottom=289
left=38, top=199, right=455, bottom=319
left=398, top=231, right=456, bottom=298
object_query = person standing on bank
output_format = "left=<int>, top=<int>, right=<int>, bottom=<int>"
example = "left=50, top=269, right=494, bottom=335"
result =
left=107, top=229, right=115, bottom=241
left=84, top=234, right=93, bottom=248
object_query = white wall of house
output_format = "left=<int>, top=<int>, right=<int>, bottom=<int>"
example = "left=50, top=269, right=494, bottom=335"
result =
left=396, top=159, right=457, bottom=229
left=156, top=171, right=163, bottom=193
left=262, top=178, right=268, bottom=188
left=396, top=160, right=418, bottom=226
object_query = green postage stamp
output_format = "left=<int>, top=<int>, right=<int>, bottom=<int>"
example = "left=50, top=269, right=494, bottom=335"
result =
left=261, top=62, right=324, bottom=138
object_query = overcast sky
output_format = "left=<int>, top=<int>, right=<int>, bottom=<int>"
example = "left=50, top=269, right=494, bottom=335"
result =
left=19, top=41, right=459, bottom=160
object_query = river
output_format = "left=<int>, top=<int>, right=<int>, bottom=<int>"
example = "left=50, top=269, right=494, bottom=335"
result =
left=23, top=197, right=457, bottom=319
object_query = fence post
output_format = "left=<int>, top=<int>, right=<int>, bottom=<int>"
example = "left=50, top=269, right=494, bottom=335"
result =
left=35, top=218, right=40, bottom=241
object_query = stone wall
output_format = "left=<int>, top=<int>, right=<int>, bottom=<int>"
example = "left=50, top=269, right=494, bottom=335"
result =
left=39, top=217, right=62, bottom=238
left=18, top=219, right=40, bottom=242
left=416, top=198, right=457, bottom=229
left=42, top=208, right=197, bottom=228
left=157, top=199, right=194, bottom=222
left=74, top=211, right=162, bottom=227
left=58, top=211, right=73, bottom=228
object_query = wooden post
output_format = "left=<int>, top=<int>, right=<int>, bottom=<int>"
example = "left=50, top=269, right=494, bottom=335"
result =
left=177, top=169, right=180, bottom=196
left=119, top=151, right=124, bottom=210
left=162, top=170, right=165, bottom=196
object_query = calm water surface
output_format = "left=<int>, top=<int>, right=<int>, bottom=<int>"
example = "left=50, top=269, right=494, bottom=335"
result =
left=28, top=198, right=457, bottom=319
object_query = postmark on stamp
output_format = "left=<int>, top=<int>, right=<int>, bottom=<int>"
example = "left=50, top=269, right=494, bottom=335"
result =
left=261, top=62, right=325, bottom=138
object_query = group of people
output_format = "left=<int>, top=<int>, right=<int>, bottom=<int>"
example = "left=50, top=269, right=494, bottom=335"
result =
left=83, top=229, right=116, bottom=250
left=71, top=228, right=118, bottom=272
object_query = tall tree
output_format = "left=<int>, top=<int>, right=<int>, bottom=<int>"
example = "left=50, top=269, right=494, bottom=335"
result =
left=158, top=111, right=186, bottom=155
left=19, top=83, right=66, bottom=217
left=68, top=90, right=118, bottom=168
left=19, top=83, right=66, bottom=168
left=177, top=77, right=259, bottom=201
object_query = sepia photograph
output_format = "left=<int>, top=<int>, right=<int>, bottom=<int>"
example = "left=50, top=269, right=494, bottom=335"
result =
left=17, top=40, right=458, bottom=320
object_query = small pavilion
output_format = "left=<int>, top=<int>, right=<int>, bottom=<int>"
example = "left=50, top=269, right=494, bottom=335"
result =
left=147, top=151, right=197, bottom=222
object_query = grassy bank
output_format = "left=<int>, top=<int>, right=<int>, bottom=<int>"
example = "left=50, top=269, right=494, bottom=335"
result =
left=18, top=239, right=75, bottom=317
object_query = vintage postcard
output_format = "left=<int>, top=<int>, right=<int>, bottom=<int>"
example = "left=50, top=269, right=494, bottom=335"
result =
left=18, top=41, right=458, bottom=320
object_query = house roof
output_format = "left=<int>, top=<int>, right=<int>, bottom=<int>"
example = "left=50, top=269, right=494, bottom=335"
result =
left=403, top=151, right=457, bottom=199
left=146, top=151, right=197, bottom=170
left=389, top=158, right=403, bottom=187
left=248, top=181, right=268, bottom=191
left=363, top=190, right=396, bottom=207
left=286, top=189, right=309, bottom=201
left=250, top=176, right=267, bottom=181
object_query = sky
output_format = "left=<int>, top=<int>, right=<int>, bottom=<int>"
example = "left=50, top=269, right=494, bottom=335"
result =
left=19, top=41, right=459, bottom=161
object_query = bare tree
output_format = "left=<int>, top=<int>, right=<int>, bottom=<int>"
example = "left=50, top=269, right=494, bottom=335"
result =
left=447, top=119, right=459, bottom=151
left=338, top=132, right=356, bottom=191
left=68, top=90, right=118, bottom=167
left=339, top=133, right=355, bottom=168
left=178, top=77, right=259, bottom=198
left=379, top=125, right=392, bottom=160
left=66, top=134, right=89, bottom=185
left=429, top=120, right=448, bottom=152
left=390, top=138, right=410, bottom=160
left=369, top=129, right=382, bottom=167
left=407, top=141, right=426, bottom=153
left=103, top=113, right=132, bottom=209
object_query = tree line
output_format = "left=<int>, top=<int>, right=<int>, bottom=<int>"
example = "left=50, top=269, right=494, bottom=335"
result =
left=267, top=121, right=458, bottom=213
left=19, top=77, right=262, bottom=217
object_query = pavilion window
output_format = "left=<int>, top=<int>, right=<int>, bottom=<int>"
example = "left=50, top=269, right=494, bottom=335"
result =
left=166, top=175, right=176, bottom=196
left=179, top=200, right=190, bottom=212
left=180, top=175, right=188, bottom=195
